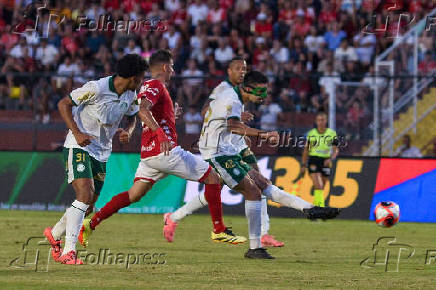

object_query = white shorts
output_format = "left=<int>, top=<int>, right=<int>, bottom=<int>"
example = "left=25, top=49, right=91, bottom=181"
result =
left=134, top=146, right=212, bottom=185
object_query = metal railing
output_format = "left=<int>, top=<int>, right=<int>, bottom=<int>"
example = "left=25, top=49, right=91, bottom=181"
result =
left=362, top=7, right=436, bottom=156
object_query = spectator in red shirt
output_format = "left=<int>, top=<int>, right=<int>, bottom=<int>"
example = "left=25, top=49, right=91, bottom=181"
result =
left=121, top=0, right=136, bottom=13
left=293, top=13, right=311, bottom=38
left=278, top=1, right=293, bottom=26
left=252, top=37, right=268, bottom=66
left=0, top=25, right=19, bottom=52
left=219, top=0, right=233, bottom=10
left=295, top=2, right=315, bottom=24
left=61, top=25, right=79, bottom=56
left=290, top=61, right=311, bottom=97
left=319, top=1, right=337, bottom=25
left=254, top=13, right=272, bottom=37
left=171, top=0, right=187, bottom=26
left=408, top=0, right=423, bottom=14
left=104, top=0, right=121, bottom=11
left=207, top=1, right=227, bottom=25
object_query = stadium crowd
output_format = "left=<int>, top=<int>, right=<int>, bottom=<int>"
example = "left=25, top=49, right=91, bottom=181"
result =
left=0, top=0, right=435, bottom=140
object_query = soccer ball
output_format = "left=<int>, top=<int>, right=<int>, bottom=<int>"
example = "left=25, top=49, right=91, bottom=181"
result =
left=374, top=201, right=400, bottom=227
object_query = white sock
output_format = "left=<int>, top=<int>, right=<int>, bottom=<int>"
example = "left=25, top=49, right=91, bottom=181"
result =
left=263, top=185, right=313, bottom=212
left=170, top=193, right=208, bottom=222
left=51, top=212, right=67, bottom=240
left=245, top=200, right=262, bottom=249
left=62, top=200, right=88, bottom=255
left=261, top=196, right=270, bottom=236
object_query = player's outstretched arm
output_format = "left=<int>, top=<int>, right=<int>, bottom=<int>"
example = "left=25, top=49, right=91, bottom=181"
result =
left=117, top=115, right=137, bottom=144
left=138, top=99, right=171, bottom=155
left=227, top=118, right=278, bottom=140
left=58, top=96, right=94, bottom=147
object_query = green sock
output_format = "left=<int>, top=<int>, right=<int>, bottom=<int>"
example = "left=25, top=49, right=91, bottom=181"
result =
left=314, top=189, right=325, bottom=207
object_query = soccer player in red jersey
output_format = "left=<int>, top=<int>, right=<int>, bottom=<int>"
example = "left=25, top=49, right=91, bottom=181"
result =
left=79, top=50, right=246, bottom=247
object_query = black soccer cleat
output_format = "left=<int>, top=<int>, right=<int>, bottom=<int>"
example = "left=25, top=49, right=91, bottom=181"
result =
left=244, top=248, right=275, bottom=259
left=303, top=206, right=341, bottom=220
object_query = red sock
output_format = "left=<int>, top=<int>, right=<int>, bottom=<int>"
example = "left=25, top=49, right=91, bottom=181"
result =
left=90, top=191, right=131, bottom=229
left=204, top=184, right=226, bottom=233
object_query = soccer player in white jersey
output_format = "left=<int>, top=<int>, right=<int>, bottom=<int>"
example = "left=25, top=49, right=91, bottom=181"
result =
left=195, top=71, right=340, bottom=259
left=43, top=54, right=147, bottom=264
left=164, top=57, right=285, bottom=247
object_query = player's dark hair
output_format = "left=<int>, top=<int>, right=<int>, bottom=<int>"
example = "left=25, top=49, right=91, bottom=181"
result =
left=243, top=71, right=268, bottom=87
left=116, top=54, right=147, bottom=78
left=149, top=49, right=173, bottom=68
left=228, top=56, right=245, bottom=68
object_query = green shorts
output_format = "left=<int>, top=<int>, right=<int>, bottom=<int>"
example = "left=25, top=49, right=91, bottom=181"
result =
left=240, top=147, right=257, bottom=165
left=206, top=154, right=251, bottom=189
left=63, top=147, right=106, bottom=194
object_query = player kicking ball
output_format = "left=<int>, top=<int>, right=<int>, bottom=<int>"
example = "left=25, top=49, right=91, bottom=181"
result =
left=175, top=70, right=339, bottom=259
left=164, top=57, right=284, bottom=247
left=78, top=50, right=246, bottom=249
left=43, top=54, right=147, bottom=264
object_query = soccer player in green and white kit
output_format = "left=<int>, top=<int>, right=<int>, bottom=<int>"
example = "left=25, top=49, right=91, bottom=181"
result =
left=164, top=57, right=284, bottom=247
left=171, top=71, right=340, bottom=259
left=301, top=111, right=339, bottom=207
left=43, top=54, right=147, bottom=264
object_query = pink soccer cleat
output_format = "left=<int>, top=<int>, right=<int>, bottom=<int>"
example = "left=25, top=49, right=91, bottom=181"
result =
left=58, top=251, right=83, bottom=265
left=163, top=213, right=178, bottom=242
left=43, top=227, right=63, bottom=262
left=261, top=234, right=285, bottom=247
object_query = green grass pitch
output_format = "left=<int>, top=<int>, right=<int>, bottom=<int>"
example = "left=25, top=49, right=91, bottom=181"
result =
left=1, top=210, right=435, bottom=289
